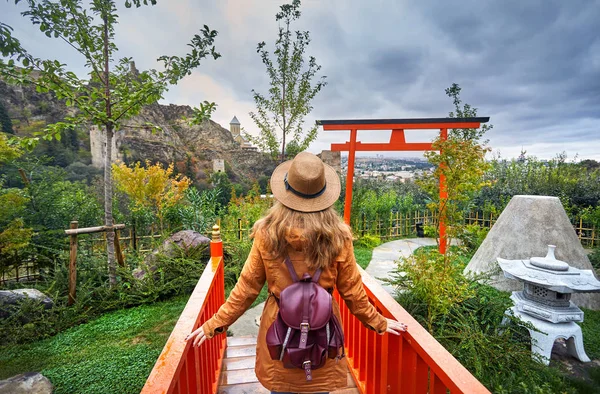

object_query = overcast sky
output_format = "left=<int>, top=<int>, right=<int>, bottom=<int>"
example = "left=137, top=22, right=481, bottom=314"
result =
left=2, top=0, right=599, bottom=160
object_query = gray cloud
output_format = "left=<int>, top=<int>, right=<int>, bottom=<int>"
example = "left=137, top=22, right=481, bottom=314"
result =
left=1, top=0, right=599, bottom=159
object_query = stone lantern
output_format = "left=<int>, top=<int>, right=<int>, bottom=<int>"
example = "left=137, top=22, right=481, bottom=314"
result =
left=498, top=245, right=600, bottom=365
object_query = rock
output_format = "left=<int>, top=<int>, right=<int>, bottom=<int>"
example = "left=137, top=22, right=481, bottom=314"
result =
left=0, top=372, right=54, bottom=394
left=0, top=288, right=54, bottom=319
left=132, top=230, right=210, bottom=280
left=464, top=195, right=600, bottom=310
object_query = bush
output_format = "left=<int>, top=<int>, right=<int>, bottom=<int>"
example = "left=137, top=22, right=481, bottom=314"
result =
left=353, top=234, right=381, bottom=249
left=0, top=244, right=208, bottom=345
left=390, top=247, right=577, bottom=393
left=457, top=224, right=489, bottom=255
left=223, top=238, right=253, bottom=288
left=589, top=248, right=600, bottom=272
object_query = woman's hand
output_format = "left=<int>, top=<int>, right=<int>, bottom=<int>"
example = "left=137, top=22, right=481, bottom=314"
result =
left=381, top=318, right=407, bottom=335
left=184, top=326, right=207, bottom=347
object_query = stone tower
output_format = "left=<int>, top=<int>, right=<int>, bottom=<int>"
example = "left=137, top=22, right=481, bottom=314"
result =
left=230, top=116, right=241, bottom=137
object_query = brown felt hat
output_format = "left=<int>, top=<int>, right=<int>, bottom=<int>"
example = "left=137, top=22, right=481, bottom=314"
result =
left=270, top=152, right=341, bottom=212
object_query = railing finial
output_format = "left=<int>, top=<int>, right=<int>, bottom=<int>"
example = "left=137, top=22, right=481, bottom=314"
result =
left=212, top=224, right=221, bottom=242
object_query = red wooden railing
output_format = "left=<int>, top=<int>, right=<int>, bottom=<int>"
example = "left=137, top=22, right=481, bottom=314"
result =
left=335, top=265, right=491, bottom=394
left=142, top=224, right=490, bottom=394
left=141, top=225, right=226, bottom=394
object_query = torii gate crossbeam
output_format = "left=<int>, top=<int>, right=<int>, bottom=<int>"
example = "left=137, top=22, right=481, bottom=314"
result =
left=317, top=117, right=490, bottom=254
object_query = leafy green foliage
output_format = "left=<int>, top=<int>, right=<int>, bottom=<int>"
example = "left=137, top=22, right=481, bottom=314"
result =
left=353, top=234, right=381, bottom=250
left=188, top=101, right=218, bottom=126
left=0, top=246, right=207, bottom=345
left=456, top=223, right=489, bottom=256
left=0, top=294, right=187, bottom=393
left=588, top=248, right=600, bottom=272
left=25, top=168, right=103, bottom=230
left=391, top=247, right=474, bottom=331
left=0, top=133, right=22, bottom=163
left=1, top=2, right=220, bottom=147
left=221, top=183, right=272, bottom=241
left=477, top=154, right=600, bottom=216
left=419, top=84, right=492, bottom=253
left=173, top=187, right=221, bottom=234
left=348, top=178, right=425, bottom=234
left=1, top=0, right=220, bottom=286
left=246, top=0, right=326, bottom=161
left=391, top=249, right=579, bottom=393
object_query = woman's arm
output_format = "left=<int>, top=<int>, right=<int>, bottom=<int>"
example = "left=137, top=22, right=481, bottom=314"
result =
left=335, top=240, right=388, bottom=334
left=196, top=235, right=267, bottom=340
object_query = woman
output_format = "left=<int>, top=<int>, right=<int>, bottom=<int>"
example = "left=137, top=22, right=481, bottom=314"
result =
left=185, top=152, right=407, bottom=394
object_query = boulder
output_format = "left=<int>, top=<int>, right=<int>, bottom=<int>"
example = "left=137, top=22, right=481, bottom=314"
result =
left=464, top=195, right=600, bottom=310
left=0, top=288, right=54, bottom=319
left=0, top=372, right=54, bottom=394
left=132, top=230, right=210, bottom=280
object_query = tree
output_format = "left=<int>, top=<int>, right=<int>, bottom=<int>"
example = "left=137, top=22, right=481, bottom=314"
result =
left=246, top=0, right=326, bottom=162
left=419, top=84, right=492, bottom=256
left=0, top=0, right=219, bottom=286
left=188, top=100, right=218, bottom=126
left=112, top=160, right=191, bottom=230
left=0, top=101, right=14, bottom=134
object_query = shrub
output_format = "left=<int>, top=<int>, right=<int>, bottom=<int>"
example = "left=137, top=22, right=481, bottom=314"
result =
left=588, top=248, right=600, bottom=272
left=390, top=247, right=577, bottom=393
left=391, top=248, right=473, bottom=331
left=0, top=244, right=208, bottom=345
left=354, top=234, right=381, bottom=249
left=456, top=224, right=489, bottom=255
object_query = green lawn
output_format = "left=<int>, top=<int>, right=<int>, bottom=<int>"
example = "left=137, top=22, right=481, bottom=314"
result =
left=0, top=294, right=188, bottom=394
left=354, top=247, right=373, bottom=269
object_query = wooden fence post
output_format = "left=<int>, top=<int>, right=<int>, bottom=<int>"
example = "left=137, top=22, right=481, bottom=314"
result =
left=238, top=218, right=242, bottom=240
left=114, top=229, right=125, bottom=267
left=68, top=221, right=78, bottom=306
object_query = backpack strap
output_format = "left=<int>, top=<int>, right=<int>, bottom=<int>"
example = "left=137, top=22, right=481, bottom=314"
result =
left=285, top=256, right=323, bottom=284
left=311, top=268, right=322, bottom=283
left=284, top=256, right=299, bottom=283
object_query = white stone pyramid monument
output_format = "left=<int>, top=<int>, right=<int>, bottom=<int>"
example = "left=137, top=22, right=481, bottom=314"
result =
left=464, top=195, right=600, bottom=310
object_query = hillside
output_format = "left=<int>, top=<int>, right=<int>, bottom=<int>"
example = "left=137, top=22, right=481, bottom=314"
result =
left=0, top=78, right=276, bottom=186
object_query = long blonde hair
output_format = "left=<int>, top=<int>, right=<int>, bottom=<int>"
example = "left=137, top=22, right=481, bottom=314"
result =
left=251, top=201, right=353, bottom=269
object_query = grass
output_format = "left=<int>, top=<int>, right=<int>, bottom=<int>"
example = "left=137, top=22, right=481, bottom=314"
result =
left=581, top=307, right=600, bottom=360
left=0, top=294, right=188, bottom=394
left=354, top=247, right=374, bottom=269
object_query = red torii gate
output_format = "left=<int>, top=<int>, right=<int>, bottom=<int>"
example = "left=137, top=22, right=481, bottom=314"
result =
left=317, top=117, right=490, bottom=254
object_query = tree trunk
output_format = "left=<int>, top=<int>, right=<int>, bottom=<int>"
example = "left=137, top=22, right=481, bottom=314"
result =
left=105, top=125, right=117, bottom=286
left=280, top=20, right=290, bottom=164
left=103, top=11, right=117, bottom=287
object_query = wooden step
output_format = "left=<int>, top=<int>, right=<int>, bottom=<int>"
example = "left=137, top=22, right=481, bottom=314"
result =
left=225, top=344, right=257, bottom=358
left=218, top=382, right=358, bottom=394
left=219, top=368, right=259, bottom=386
left=333, top=388, right=360, bottom=394
left=227, top=336, right=258, bottom=347
left=217, top=382, right=269, bottom=394
left=223, top=355, right=256, bottom=371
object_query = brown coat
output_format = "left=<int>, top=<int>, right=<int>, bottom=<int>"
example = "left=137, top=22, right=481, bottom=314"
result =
left=202, top=228, right=388, bottom=393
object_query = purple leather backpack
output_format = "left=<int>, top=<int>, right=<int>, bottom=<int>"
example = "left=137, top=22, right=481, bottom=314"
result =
left=266, top=257, right=345, bottom=381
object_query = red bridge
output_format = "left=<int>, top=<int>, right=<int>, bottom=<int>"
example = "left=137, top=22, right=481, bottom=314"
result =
left=140, top=226, right=490, bottom=394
